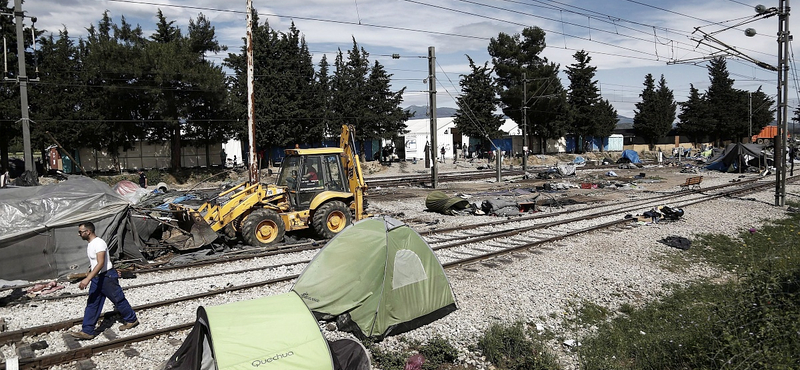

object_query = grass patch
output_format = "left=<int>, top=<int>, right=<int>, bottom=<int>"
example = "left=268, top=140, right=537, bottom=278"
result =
left=477, top=321, right=561, bottom=370
left=578, top=208, right=800, bottom=369
left=370, top=335, right=466, bottom=370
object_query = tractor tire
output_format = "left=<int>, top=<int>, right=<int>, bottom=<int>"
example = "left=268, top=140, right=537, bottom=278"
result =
left=312, top=201, right=352, bottom=239
left=241, top=209, right=285, bottom=249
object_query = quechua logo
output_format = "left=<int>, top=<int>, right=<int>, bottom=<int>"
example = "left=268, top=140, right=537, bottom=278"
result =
left=251, top=351, right=294, bottom=367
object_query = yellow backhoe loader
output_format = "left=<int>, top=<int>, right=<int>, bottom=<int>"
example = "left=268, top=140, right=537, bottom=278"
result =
left=167, top=125, right=369, bottom=250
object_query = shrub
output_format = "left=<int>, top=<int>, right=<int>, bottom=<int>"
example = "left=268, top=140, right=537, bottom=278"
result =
left=477, top=321, right=561, bottom=370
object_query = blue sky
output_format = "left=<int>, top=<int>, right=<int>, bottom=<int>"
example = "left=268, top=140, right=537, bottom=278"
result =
left=25, top=0, right=796, bottom=119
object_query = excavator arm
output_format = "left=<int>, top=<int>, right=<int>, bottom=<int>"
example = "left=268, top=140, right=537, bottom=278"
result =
left=340, top=125, right=369, bottom=220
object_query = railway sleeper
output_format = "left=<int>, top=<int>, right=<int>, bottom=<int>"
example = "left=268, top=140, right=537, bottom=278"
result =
left=76, top=359, right=97, bottom=370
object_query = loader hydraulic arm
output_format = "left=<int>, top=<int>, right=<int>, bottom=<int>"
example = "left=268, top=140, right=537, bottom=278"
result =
left=340, top=125, right=369, bottom=220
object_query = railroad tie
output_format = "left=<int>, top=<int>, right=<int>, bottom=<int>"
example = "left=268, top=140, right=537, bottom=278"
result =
left=62, top=332, right=82, bottom=351
left=14, top=344, right=33, bottom=360
left=102, top=329, right=118, bottom=341
left=76, top=359, right=97, bottom=370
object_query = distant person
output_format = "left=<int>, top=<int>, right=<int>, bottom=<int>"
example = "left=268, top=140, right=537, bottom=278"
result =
left=233, top=155, right=237, bottom=167
left=71, top=222, right=139, bottom=340
left=220, top=149, right=227, bottom=167
left=440, top=146, right=446, bottom=163
left=138, top=169, right=147, bottom=189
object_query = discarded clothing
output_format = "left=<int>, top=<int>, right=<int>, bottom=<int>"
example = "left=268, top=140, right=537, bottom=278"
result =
left=659, top=236, right=691, bottom=250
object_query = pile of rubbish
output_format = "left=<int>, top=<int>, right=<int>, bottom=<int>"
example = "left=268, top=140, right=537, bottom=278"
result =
left=425, top=190, right=540, bottom=217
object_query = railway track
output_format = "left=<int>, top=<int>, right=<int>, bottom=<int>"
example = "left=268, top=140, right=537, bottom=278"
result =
left=1, top=175, right=786, bottom=369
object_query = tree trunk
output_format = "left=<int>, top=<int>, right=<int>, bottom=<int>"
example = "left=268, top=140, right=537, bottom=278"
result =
left=171, top=124, right=182, bottom=170
left=0, top=130, right=8, bottom=173
left=205, top=141, right=211, bottom=168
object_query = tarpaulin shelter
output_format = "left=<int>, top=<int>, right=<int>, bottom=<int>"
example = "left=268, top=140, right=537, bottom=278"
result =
left=163, top=291, right=370, bottom=370
left=425, top=191, right=471, bottom=215
left=705, top=143, right=766, bottom=172
left=618, top=149, right=641, bottom=164
left=0, top=177, right=142, bottom=281
left=292, top=216, right=457, bottom=340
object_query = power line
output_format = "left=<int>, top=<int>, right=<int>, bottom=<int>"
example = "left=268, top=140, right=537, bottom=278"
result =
left=107, top=0, right=490, bottom=41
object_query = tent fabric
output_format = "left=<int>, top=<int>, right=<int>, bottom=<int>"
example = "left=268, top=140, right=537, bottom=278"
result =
left=328, top=339, right=371, bottom=370
left=164, top=292, right=339, bottom=370
left=618, top=150, right=641, bottom=163
left=292, top=216, right=457, bottom=340
left=0, top=176, right=139, bottom=281
left=705, top=143, right=765, bottom=172
left=425, top=191, right=470, bottom=215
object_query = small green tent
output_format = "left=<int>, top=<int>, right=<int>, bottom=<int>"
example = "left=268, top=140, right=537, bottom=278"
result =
left=292, top=216, right=457, bottom=340
left=163, top=291, right=370, bottom=370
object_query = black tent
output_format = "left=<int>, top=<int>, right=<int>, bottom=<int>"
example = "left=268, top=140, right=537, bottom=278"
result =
left=705, top=143, right=767, bottom=172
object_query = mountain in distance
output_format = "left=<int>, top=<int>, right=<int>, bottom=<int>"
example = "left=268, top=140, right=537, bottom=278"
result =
left=406, top=105, right=635, bottom=130
left=405, top=105, right=458, bottom=119
left=616, top=115, right=633, bottom=129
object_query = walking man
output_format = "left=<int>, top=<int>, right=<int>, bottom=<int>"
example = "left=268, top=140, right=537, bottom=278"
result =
left=71, top=222, right=139, bottom=340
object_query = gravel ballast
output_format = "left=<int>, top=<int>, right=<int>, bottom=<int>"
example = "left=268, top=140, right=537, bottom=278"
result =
left=1, top=165, right=795, bottom=370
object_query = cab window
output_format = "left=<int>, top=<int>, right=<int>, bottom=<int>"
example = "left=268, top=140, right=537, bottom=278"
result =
left=324, top=154, right=346, bottom=192
left=277, top=156, right=301, bottom=187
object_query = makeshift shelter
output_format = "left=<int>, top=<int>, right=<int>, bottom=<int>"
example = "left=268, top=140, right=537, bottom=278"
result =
left=425, top=191, right=471, bottom=215
left=617, top=149, right=641, bottom=164
left=0, top=177, right=142, bottom=281
left=163, top=291, right=371, bottom=370
left=705, top=143, right=766, bottom=172
left=292, top=216, right=457, bottom=340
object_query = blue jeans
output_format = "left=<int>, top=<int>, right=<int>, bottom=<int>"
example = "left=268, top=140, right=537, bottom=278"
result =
left=81, top=269, right=137, bottom=335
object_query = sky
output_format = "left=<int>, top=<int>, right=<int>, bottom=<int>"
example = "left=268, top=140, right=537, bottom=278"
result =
left=22, top=0, right=798, bottom=120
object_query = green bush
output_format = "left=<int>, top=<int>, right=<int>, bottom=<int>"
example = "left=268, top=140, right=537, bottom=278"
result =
left=370, top=346, right=407, bottom=370
left=477, top=321, right=561, bottom=370
left=419, top=336, right=459, bottom=370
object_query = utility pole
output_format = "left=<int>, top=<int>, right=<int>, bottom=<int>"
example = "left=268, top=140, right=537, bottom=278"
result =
left=749, top=92, right=752, bottom=139
left=522, top=73, right=528, bottom=172
left=428, top=46, right=438, bottom=188
left=246, top=0, right=258, bottom=183
left=775, top=0, right=790, bottom=206
left=7, top=0, right=34, bottom=174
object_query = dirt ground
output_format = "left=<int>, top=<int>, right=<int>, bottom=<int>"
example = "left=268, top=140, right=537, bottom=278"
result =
left=364, top=153, right=715, bottom=206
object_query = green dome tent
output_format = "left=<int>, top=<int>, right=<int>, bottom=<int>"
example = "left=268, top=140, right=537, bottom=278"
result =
left=163, top=291, right=370, bottom=370
left=292, top=216, right=457, bottom=340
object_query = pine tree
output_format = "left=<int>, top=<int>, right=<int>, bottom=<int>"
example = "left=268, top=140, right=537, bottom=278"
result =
left=453, top=56, right=504, bottom=143
left=677, top=85, right=712, bottom=145
left=704, top=57, right=740, bottom=143
left=745, top=87, right=775, bottom=141
left=564, top=50, right=617, bottom=152
left=488, top=26, right=568, bottom=154
left=633, top=74, right=675, bottom=150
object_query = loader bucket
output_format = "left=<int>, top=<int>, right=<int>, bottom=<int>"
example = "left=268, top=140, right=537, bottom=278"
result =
left=186, top=211, right=218, bottom=249
left=163, top=210, right=218, bottom=251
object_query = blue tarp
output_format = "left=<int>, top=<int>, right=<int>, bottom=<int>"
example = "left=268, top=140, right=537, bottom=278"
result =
left=620, top=149, right=641, bottom=163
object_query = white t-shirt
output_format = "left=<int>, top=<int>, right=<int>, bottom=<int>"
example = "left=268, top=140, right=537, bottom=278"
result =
left=87, top=237, right=113, bottom=272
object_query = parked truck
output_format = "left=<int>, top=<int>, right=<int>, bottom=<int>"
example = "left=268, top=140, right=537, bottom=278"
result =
left=752, top=125, right=779, bottom=146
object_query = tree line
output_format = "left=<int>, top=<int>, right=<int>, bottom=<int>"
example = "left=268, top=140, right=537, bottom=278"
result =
left=0, top=6, right=409, bottom=171
left=0, top=7, right=781, bottom=172
left=453, top=26, right=777, bottom=154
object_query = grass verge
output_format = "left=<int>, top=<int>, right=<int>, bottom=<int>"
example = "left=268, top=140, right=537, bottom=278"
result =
left=578, top=207, right=800, bottom=369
